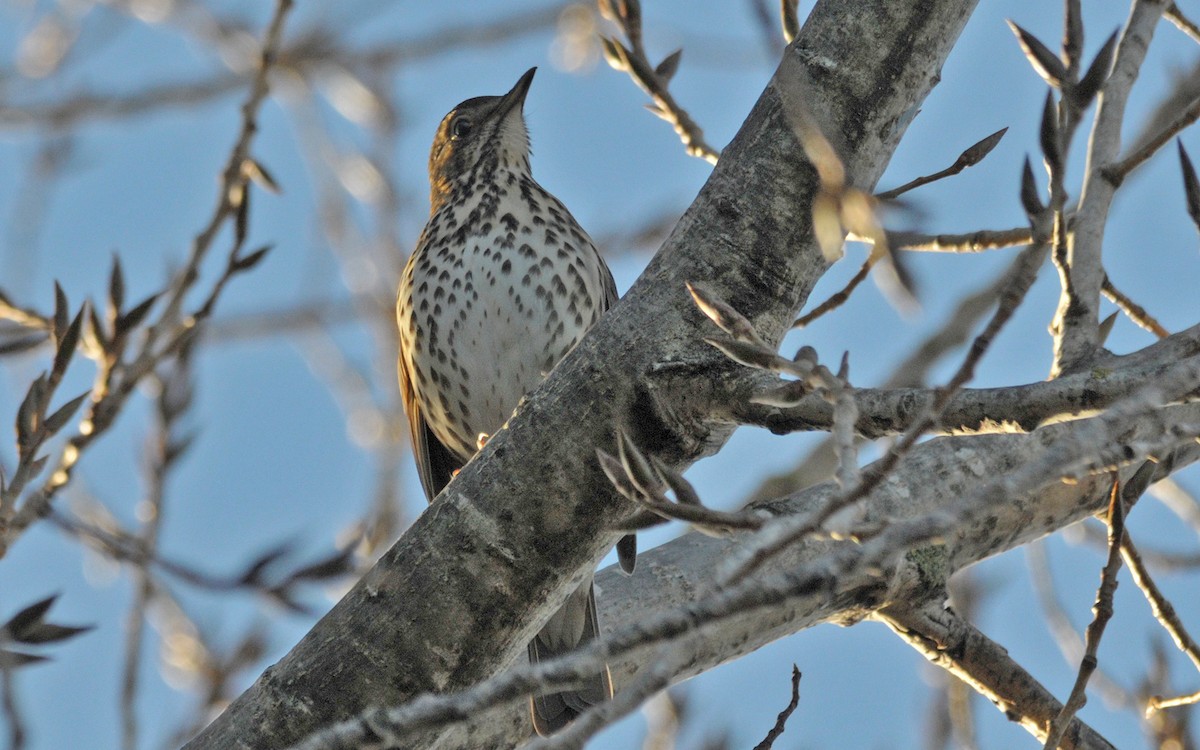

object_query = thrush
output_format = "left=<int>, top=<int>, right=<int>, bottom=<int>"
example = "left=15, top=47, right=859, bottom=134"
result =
left=396, top=67, right=635, bottom=736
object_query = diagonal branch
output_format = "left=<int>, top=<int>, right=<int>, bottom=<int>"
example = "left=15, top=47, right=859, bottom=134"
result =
left=286, top=404, right=1200, bottom=750
left=881, top=601, right=1116, bottom=750
left=184, top=1, right=983, bottom=747
left=1054, top=0, right=1169, bottom=374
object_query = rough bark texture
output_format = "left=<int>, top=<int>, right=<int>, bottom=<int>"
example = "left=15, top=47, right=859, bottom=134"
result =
left=185, top=1, right=979, bottom=747
left=339, top=403, right=1200, bottom=750
left=732, top=345, right=1200, bottom=437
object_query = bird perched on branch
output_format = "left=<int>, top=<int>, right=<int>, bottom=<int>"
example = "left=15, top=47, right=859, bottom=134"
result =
left=396, top=67, right=635, bottom=736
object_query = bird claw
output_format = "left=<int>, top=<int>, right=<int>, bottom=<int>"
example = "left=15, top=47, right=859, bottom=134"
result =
left=476, top=432, right=490, bottom=450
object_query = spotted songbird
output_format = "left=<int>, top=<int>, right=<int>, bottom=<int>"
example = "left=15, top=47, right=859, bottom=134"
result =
left=396, top=67, right=635, bottom=736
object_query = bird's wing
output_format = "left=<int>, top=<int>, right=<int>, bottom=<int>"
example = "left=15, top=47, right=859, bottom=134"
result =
left=598, top=250, right=619, bottom=312
left=397, top=352, right=462, bottom=502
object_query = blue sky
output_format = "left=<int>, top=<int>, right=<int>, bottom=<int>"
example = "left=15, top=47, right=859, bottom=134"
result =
left=2, top=2, right=1200, bottom=748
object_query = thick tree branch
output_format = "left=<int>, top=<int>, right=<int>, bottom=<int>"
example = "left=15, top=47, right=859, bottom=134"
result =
left=728, top=345, right=1200, bottom=437
left=289, top=403, right=1200, bottom=749
left=880, top=602, right=1116, bottom=750
left=184, top=1, right=981, bottom=747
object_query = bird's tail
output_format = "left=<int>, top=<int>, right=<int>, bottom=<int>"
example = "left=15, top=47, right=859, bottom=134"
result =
left=528, top=580, right=613, bottom=736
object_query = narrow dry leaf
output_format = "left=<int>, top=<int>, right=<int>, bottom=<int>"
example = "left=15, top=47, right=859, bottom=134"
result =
left=16, top=373, right=48, bottom=448
left=1040, top=91, right=1061, bottom=174
left=597, top=0, right=619, bottom=22
left=686, top=281, right=763, bottom=344
left=43, top=391, right=89, bottom=434
left=52, top=282, right=68, bottom=342
left=85, top=303, right=109, bottom=356
left=1008, top=20, right=1068, bottom=88
left=600, top=36, right=630, bottom=71
left=1020, top=156, right=1045, bottom=219
left=0, top=333, right=48, bottom=356
left=233, top=244, right=273, bottom=273
left=1179, top=140, right=1200, bottom=233
left=118, top=292, right=161, bottom=334
left=650, top=456, right=702, bottom=506
left=643, top=102, right=672, bottom=122
left=780, top=0, right=800, bottom=43
left=107, top=254, right=125, bottom=316
left=812, top=192, right=846, bottom=261
left=704, top=336, right=780, bottom=371
left=1063, top=0, right=1084, bottom=73
left=957, top=127, right=1008, bottom=167
left=1072, top=30, right=1118, bottom=109
left=655, top=49, right=682, bottom=83
left=617, top=431, right=664, bottom=499
left=242, top=157, right=282, bottom=194
left=597, top=447, right=643, bottom=502
left=1098, top=311, right=1118, bottom=345
left=51, top=306, right=84, bottom=384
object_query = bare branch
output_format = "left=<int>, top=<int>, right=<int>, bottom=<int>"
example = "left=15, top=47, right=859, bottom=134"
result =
left=1043, top=479, right=1127, bottom=749
left=751, top=665, right=802, bottom=750
left=1121, top=535, right=1200, bottom=713
left=0, top=0, right=296, bottom=554
left=1106, top=95, right=1200, bottom=182
left=885, top=226, right=1033, bottom=253
left=882, top=601, right=1116, bottom=750
left=1101, top=274, right=1169, bottom=339
left=1166, top=2, right=1200, bottom=45
left=600, top=0, right=721, bottom=163
left=1054, top=0, right=1169, bottom=375
left=723, top=242, right=1046, bottom=583
left=875, top=127, right=1007, bottom=201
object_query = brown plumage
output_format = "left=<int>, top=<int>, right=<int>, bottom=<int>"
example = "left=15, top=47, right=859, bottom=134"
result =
left=395, top=67, right=633, bottom=736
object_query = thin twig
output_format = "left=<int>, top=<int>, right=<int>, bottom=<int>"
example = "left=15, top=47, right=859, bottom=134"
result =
left=0, top=7, right=562, bottom=132
left=882, top=601, right=1117, bottom=750
left=1, top=659, right=25, bottom=750
left=1106, top=93, right=1200, bottom=182
left=1026, top=540, right=1132, bottom=710
left=290, top=400, right=1200, bottom=749
left=1121, top=534, right=1200, bottom=712
left=0, top=0, right=296, bottom=553
left=724, top=242, right=1047, bottom=584
left=121, top=348, right=192, bottom=750
left=883, top=226, right=1033, bottom=253
left=792, top=254, right=873, bottom=328
left=752, top=665, right=802, bottom=750
left=1149, top=689, right=1200, bottom=710
left=1101, top=274, right=1169, bottom=339
left=1053, top=0, right=1167, bottom=374
left=875, top=127, right=1007, bottom=201
left=1166, top=3, right=1200, bottom=46
left=600, top=0, right=721, bottom=163
left=1043, top=478, right=1127, bottom=749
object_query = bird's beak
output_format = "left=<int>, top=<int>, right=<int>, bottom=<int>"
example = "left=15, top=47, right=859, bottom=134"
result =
left=497, top=67, right=536, bottom=117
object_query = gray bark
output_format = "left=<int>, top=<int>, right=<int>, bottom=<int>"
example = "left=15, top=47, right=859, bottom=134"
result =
left=185, top=1, right=980, bottom=747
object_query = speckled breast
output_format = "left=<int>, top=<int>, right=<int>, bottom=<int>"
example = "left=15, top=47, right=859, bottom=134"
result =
left=397, top=170, right=611, bottom=461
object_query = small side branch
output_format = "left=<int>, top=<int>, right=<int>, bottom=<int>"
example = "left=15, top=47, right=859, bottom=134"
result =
left=880, top=601, right=1116, bottom=750
left=752, top=665, right=802, bottom=750
left=1121, top=535, right=1200, bottom=712
left=1043, top=478, right=1127, bottom=749
left=598, top=0, right=721, bottom=163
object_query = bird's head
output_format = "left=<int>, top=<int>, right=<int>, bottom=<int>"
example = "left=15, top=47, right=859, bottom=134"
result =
left=428, top=67, right=536, bottom=212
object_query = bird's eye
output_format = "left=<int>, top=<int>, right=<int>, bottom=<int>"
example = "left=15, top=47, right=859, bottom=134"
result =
left=451, top=118, right=473, bottom=138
